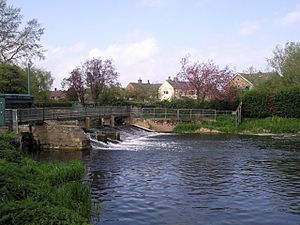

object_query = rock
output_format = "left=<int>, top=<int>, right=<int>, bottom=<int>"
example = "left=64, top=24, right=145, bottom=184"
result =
left=196, top=128, right=220, bottom=134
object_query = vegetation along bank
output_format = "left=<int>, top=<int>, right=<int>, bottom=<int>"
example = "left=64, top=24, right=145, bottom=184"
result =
left=173, top=116, right=300, bottom=135
left=0, top=132, right=93, bottom=225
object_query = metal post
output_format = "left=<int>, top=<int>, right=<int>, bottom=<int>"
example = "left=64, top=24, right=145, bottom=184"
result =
left=27, top=63, right=31, bottom=95
left=12, top=109, right=18, bottom=133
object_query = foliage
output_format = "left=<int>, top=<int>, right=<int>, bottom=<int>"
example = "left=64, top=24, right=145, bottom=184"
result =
left=62, top=68, right=86, bottom=105
left=178, top=56, right=235, bottom=101
left=242, top=87, right=300, bottom=118
left=0, top=133, right=93, bottom=224
left=83, top=58, right=119, bottom=105
left=174, top=116, right=300, bottom=134
left=63, top=58, right=120, bottom=106
left=126, top=84, right=160, bottom=102
left=267, top=42, right=300, bottom=86
left=238, top=117, right=300, bottom=134
left=154, top=98, right=238, bottom=110
left=27, top=67, right=53, bottom=102
left=33, top=100, right=73, bottom=108
left=0, top=0, right=45, bottom=63
left=98, top=87, right=128, bottom=106
left=0, top=62, right=26, bottom=93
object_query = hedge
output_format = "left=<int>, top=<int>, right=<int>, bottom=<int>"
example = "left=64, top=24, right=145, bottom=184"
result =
left=242, top=87, right=300, bottom=118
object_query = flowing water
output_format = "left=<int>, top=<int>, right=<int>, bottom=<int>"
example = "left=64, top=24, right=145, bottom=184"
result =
left=37, top=126, right=300, bottom=225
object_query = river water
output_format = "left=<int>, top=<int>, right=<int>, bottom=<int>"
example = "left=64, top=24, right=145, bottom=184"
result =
left=80, top=128, right=300, bottom=225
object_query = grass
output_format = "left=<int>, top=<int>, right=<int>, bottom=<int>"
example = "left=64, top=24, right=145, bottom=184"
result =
left=0, top=132, right=93, bottom=225
left=173, top=116, right=300, bottom=134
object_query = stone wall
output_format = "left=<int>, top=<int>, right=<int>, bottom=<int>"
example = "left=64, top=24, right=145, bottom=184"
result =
left=131, top=118, right=178, bottom=132
left=32, top=122, right=90, bottom=151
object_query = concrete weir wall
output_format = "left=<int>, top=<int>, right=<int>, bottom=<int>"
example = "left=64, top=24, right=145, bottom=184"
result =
left=131, top=118, right=178, bottom=132
left=32, top=123, right=90, bottom=151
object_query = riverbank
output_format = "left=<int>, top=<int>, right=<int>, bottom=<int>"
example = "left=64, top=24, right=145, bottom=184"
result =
left=0, top=132, right=93, bottom=225
left=173, top=116, right=300, bottom=135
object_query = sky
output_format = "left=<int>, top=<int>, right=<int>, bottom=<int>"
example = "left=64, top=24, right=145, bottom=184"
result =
left=7, top=0, right=300, bottom=89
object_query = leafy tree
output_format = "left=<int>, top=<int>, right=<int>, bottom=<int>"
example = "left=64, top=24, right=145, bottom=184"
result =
left=29, top=67, right=53, bottom=102
left=98, top=87, right=127, bottom=105
left=0, top=62, right=26, bottom=93
left=63, top=57, right=120, bottom=105
left=267, top=42, right=300, bottom=86
left=83, top=58, right=119, bottom=105
left=178, top=56, right=235, bottom=102
left=62, top=68, right=86, bottom=105
left=0, top=0, right=45, bottom=64
left=65, top=87, right=78, bottom=102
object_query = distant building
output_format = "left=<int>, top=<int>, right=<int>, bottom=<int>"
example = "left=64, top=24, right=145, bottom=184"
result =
left=126, top=78, right=161, bottom=101
left=229, top=72, right=279, bottom=90
left=158, top=77, right=197, bottom=101
left=49, top=88, right=66, bottom=100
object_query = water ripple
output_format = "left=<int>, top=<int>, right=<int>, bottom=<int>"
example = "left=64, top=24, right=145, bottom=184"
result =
left=84, top=133, right=300, bottom=225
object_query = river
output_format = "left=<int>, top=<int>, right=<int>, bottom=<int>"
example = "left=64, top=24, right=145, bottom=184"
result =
left=38, top=127, right=300, bottom=225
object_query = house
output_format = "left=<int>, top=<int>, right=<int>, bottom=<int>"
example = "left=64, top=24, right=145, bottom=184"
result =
left=126, top=78, right=161, bottom=101
left=158, top=77, right=197, bottom=101
left=49, top=88, right=66, bottom=100
left=229, top=72, right=279, bottom=90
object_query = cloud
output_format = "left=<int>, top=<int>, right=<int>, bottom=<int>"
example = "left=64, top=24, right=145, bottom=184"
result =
left=89, top=38, right=159, bottom=65
left=279, top=4, right=300, bottom=26
left=238, top=22, right=261, bottom=36
left=35, top=42, right=88, bottom=89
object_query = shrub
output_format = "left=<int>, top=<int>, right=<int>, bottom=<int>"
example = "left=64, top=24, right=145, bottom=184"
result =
left=0, top=132, right=93, bottom=224
left=242, top=87, right=300, bottom=118
left=0, top=199, right=90, bottom=225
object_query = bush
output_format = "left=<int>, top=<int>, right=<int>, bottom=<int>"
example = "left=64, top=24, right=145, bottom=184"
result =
left=0, top=133, right=93, bottom=224
left=242, top=87, right=300, bottom=118
left=0, top=199, right=90, bottom=225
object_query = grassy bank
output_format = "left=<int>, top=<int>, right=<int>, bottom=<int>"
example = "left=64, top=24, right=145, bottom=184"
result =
left=0, top=132, right=93, bottom=225
left=173, top=116, right=300, bottom=134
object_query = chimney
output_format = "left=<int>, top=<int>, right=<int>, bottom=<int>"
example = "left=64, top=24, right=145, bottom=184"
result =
left=54, top=88, right=57, bottom=91
left=147, top=80, right=150, bottom=84
left=138, top=78, right=142, bottom=84
left=168, top=76, right=171, bottom=81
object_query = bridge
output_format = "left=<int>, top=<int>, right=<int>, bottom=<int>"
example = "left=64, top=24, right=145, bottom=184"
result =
left=2, top=105, right=240, bottom=131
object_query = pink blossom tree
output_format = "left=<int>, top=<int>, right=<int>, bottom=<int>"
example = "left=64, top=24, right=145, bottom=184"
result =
left=178, top=56, right=235, bottom=102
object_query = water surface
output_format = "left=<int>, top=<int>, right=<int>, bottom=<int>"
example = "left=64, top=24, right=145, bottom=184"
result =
left=83, top=131, right=300, bottom=225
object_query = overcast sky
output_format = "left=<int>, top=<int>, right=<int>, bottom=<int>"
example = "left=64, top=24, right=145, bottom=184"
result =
left=7, top=0, right=300, bottom=89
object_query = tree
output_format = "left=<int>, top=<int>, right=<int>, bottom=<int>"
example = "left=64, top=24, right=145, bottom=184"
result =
left=29, top=67, right=53, bottom=102
left=267, top=42, right=300, bottom=86
left=0, top=62, right=26, bottom=93
left=178, top=56, right=234, bottom=102
left=0, top=0, right=45, bottom=63
left=83, top=58, right=119, bottom=105
left=62, top=68, right=86, bottom=105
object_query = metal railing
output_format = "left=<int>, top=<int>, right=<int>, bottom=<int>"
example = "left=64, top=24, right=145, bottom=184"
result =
left=137, top=108, right=234, bottom=121
left=5, top=106, right=131, bottom=125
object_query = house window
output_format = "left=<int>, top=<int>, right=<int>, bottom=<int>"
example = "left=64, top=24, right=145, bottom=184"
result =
left=164, top=91, right=169, bottom=94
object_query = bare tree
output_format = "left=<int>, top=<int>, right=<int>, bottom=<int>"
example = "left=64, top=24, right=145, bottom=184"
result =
left=83, top=58, right=119, bottom=105
left=178, top=56, right=234, bottom=101
left=0, top=0, right=45, bottom=63
left=62, top=68, right=85, bottom=105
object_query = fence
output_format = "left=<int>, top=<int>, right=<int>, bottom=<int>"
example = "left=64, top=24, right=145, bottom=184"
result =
left=5, top=106, right=131, bottom=125
left=137, top=108, right=234, bottom=121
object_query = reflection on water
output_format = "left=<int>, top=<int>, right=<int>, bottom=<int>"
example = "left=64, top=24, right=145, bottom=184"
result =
left=36, top=131, right=300, bottom=225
